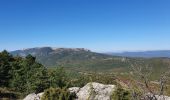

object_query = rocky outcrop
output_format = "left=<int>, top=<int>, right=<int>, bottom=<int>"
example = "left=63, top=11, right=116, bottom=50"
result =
left=23, top=82, right=116, bottom=100
left=23, top=82, right=170, bottom=100
left=75, top=82, right=116, bottom=100
left=143, top=93, right=170, bottom=100
left=155, top=95, right=170, bottom=100
left=23, top=93, right=43, bottom=100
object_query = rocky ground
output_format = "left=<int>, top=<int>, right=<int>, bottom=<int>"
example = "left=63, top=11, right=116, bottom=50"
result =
left=24, top=82, right=116, bottom=100
left=23, top=82, right=170, bottom=100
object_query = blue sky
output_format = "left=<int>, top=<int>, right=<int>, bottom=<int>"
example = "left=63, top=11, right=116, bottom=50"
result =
left=0, top=0, right=170, bottom=52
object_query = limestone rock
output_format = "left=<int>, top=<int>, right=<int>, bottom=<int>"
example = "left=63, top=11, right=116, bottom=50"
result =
left=23, top=93, right=41, bottom=100
left=76, top=82, right=116, bottom=100
left=69, top=87, right=80, bottom=94
left=156, top=95, right=170, bottom=100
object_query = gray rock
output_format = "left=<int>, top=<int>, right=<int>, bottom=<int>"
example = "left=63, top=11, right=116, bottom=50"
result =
left=156, top=95, right=170, bottom=100
left=76, top=82, right=116, bottom=100
left=23, top=93, right=41, bottom=100
left=69, top=87, right=80, bottom=94
left=37, top=92, right=44, bottom=98
left=143, top=93, right=170, bottom=100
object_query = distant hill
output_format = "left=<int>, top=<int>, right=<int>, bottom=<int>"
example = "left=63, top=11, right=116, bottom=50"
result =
left=10, top=47, right=170, bottom=78
left=107, top=50, right=170, bottom=58
left=11, top=47, right=115, bottom=67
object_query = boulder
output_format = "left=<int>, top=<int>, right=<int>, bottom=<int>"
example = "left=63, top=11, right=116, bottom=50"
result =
left=69, top=87, right=80, bottom=94
left=143, top=93, right=170, bottom=100
left=37, top=92, right=44, bottom=98
left=156, top=95, right=170, bottom=100
left=23, top=93, right=41, bottom=100
left=76, top=82, right=116, bottom=100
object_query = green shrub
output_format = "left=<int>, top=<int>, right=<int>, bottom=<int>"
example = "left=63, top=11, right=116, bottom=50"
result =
left=112, top=86, right=131, bottom=100
left=41, top=87, right=75, bottom=100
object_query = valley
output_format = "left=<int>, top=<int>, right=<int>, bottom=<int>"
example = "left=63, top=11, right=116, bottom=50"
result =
left=11, top=47, right=170, bottom=80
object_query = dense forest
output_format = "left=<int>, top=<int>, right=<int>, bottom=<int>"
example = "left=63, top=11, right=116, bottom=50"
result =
left=0, top=50, right=69, bottom=99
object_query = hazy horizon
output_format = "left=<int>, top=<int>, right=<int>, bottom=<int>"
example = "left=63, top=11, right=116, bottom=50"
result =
left=0, top=0, right=170, bottom=52
left=2, top=46, right=170, bottom=53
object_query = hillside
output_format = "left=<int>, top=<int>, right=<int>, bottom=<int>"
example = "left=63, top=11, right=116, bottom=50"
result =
left=107, top=50, right=170, bottom=58
left=11, top=47, right=116, bottom=67
left=10, top=47, right=170, bottom=77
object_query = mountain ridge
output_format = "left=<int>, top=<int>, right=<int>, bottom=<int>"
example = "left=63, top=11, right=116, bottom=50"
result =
left=10, top=47, right=170, bottom=76
left=10, top=47, right=114, bottom=67
left=106, top=50, right=170, bottom=58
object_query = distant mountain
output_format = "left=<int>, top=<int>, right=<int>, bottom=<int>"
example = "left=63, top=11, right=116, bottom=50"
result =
left=107, top=50, right=170, bottom=58
left=11, top=47, right=114, bottom=67
left=10, top=47, right=170, bottom=78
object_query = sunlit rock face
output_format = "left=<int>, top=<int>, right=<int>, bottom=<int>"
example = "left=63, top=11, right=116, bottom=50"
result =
left=23, top=93, right=42, bottom=100
left=75, top=82, right=116, bottom=100
left=69, top=87, right=80, bottom=94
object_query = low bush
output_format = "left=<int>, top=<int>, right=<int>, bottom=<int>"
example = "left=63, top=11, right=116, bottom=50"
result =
left=41, top=87, right=75, bottom=100
left=112, top=86, right=131, bottom=100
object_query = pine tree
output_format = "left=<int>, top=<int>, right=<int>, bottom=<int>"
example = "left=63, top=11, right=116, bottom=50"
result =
left=0, top=50, right=13, bottom=87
